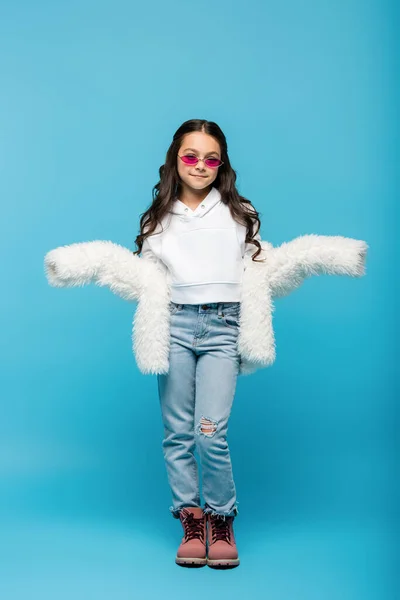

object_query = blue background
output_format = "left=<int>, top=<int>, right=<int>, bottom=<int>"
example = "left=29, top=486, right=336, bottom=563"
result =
left=0, top=0, right=397, bottom=598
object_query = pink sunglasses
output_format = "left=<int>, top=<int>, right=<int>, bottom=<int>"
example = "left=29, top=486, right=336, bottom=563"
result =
left=178, top=154, right=224, bottom=169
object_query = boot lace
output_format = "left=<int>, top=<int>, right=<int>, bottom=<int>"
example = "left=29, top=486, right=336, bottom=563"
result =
left=210, top=515, right=232, bottom=543
left=180, top=509, right=205, bottom=542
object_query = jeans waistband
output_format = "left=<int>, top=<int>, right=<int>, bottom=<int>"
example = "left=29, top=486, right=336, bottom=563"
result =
left=171, top=302, right=240, bottom=314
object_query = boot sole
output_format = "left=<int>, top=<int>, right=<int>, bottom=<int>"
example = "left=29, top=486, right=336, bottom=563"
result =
left=207, top=558, right=240, bottom=569
left=175, top=556, right=207, bottom=568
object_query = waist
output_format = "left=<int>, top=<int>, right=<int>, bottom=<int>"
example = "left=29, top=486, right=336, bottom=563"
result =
left=170, top=301, right=240, bottom=314
left=170, top=282, right=242, bottom=304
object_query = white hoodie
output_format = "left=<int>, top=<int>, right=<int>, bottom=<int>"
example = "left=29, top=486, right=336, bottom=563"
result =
left=140, top=186, right=261, bottom=304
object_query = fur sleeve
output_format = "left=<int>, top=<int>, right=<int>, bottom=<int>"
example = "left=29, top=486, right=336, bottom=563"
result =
left=44, top=240, right=162, bottom=301
left=266, top=234, right=369, bottom=297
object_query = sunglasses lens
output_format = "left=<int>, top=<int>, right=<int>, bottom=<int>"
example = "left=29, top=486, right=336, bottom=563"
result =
left=181, top=155, right=198, bottom=165
left=205, top=158, right=222, bottom=168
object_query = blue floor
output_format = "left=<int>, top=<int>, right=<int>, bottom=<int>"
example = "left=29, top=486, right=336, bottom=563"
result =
left=0, top=513, right=392, bottom=600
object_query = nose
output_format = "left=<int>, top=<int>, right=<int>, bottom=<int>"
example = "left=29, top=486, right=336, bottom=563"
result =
left=195, top=159, right=206, bottom=170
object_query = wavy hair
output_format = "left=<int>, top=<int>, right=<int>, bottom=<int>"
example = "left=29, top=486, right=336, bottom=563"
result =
left=133, top=119, right=264, bottom=262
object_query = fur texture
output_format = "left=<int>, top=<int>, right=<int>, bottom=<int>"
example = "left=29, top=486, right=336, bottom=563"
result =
left=44, top=235, right=368, bottom=376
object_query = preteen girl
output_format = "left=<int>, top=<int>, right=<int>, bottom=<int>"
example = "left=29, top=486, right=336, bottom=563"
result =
left=135, top=118, right=263, bottom=569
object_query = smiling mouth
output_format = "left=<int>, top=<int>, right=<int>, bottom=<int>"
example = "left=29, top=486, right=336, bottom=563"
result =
left=191, top=174, right=206, bottom=178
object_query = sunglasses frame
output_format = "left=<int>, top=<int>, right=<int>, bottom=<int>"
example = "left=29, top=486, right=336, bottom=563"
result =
left=178, top=154, right=224, bottom=169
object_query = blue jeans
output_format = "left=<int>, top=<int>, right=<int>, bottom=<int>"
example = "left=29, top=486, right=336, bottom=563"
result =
left=157, top=301, right=241, bottom=520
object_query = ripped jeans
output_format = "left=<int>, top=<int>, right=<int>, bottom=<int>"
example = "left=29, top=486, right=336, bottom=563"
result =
left=157, top=301, right=241, bottom=520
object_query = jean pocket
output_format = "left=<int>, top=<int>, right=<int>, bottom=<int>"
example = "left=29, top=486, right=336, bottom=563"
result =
left=169, top=302, right=180, bottom=315
left=222, top=308, right=240, bottom=330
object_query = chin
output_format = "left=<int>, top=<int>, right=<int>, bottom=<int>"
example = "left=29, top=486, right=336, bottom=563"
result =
left=185, top=177, right=210, bottom=189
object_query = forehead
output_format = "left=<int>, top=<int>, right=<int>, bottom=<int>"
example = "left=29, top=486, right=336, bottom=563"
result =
left=180, top=132, right=220, bottom=154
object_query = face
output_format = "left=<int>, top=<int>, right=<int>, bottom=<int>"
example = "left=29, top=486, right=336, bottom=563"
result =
left=177, top=131, right=222, bottom=191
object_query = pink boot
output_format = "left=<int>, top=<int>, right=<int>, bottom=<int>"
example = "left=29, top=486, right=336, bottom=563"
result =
left=206, top=514, right=240, bottom=569
left=175, top=507, right=207, bottom=567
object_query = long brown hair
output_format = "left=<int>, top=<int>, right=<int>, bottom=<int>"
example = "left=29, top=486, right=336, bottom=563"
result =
left=133, top=119, right=264, bottom=262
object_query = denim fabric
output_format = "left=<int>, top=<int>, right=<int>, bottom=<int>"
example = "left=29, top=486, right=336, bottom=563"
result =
left=157, top=301, right=241, bottom=520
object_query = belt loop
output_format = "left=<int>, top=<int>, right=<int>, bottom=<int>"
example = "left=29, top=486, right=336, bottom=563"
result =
left=217, top=303, right=223, bottom=318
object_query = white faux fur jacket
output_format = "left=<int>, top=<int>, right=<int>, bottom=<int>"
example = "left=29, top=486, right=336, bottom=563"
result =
left=44, top=234, right=368, bottom=376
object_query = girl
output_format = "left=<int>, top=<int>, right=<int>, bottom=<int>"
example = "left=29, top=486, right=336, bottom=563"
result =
left=134, top=118, right=264, bottom=569
left=44, top=118, right=368, bottom=571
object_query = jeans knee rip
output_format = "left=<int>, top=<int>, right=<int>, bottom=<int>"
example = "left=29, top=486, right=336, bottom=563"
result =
left=196, top=416, right=218, bottom=438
